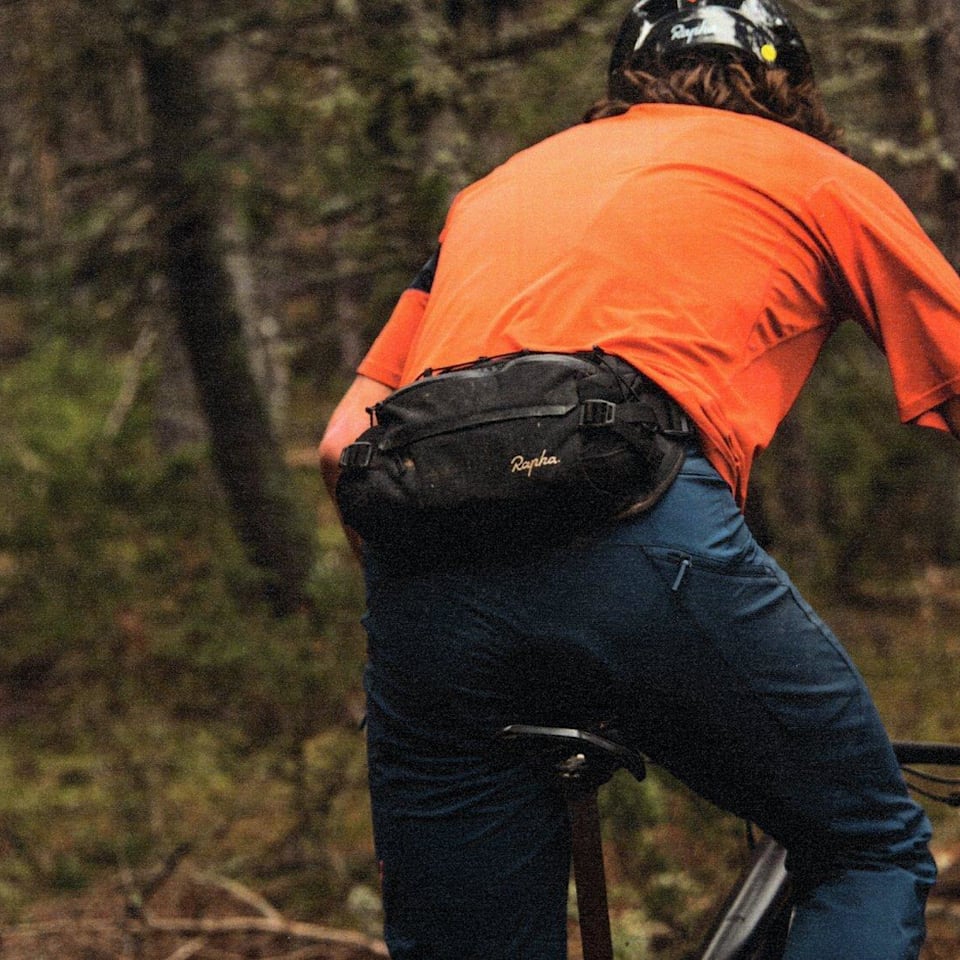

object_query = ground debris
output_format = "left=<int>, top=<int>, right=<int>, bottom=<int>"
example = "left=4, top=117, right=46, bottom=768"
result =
left=1, top=857, right=388, bottom=960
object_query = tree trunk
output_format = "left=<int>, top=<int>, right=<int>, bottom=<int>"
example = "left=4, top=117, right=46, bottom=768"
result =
left=136, top=32, right=316, bottom=615
left=918, top=0, right=960, bottom=269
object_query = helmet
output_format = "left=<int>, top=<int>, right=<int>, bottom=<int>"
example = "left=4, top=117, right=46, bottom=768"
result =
left=608, top=0, right=812, bottom=87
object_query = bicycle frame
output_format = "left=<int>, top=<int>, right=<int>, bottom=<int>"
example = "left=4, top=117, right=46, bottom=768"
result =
left=697, top=835, right=790, bottom=960
left=695, top=739, right=960, bottom=960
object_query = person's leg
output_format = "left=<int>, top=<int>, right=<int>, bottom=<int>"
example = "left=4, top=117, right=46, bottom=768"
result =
left=626, top=545, right=936, bottom=960
left=543, top=451, right=936, bottom=960
left=362, top=558, right=571, bottom=960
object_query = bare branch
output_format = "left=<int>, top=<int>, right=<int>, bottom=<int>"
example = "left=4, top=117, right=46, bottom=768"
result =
left=5, top=912, right=390, bottom=959
left=163, top=937, right=209, bottom=960
left=139, top=912, right=389, bottom=956
left=844, top=129, right=958, bottom=173
left=185, top=867, right=285, bottom=921
left=852, top=25, right=931, bottom=48
left=464, top=0, right=614, bottom=64
left=61, top=147, right=150, bottom=181
left=259, top=947, right=340, bottom=960
left=240, top=36, right=342, bottom=68
left=789, top=0, right=844, bottom=23
left=104, top=320, right=162, bottom=439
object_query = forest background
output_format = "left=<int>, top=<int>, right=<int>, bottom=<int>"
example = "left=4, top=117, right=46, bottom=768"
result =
left=2, top=0, right=960, bottom=957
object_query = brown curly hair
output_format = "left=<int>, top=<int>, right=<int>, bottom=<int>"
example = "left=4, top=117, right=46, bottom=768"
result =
left=585, top=52, right=845, bottom=151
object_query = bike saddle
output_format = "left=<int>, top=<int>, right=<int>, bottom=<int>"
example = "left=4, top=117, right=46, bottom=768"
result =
left=499, top=723, right=647, bottom=790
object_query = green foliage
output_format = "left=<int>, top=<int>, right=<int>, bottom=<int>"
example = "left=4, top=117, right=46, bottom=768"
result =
left=0, top=337, right=363, bottom=738
left=753, top=324, right=960, bottom=591
left=0, top=336, right=369, bottom=915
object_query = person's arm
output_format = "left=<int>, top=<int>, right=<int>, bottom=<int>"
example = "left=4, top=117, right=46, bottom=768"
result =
left=939, top=395, right=960, bottom=438
left=319, top=247, right=440, bottom=556
left=319, top=375, right=394, bottom=559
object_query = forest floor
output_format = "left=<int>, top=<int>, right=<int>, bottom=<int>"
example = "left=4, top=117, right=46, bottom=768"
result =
left=3, top=838, right=959, bottom=959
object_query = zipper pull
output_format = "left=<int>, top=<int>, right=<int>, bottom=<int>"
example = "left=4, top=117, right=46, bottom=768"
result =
left=671, top=557, right=692, bottom=592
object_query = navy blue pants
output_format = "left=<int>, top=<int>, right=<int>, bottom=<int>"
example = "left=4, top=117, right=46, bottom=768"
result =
left=361, top=448, right=935, bottom=959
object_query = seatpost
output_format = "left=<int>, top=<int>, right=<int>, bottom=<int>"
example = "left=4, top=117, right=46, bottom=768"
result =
left=561, top=760, right=615, bottom=960
left=499, top=724, right=646, bottom=960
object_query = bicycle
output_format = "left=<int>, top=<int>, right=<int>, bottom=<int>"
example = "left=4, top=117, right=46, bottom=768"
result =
left=500, top=724, right=960, bottom=960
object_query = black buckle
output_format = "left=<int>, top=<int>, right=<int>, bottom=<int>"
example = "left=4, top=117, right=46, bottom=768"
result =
left=661, top=410, right=692, bottom=438
left=580, top=399, right=617, bottom=427
left=339, top=442, right=374, bottom=468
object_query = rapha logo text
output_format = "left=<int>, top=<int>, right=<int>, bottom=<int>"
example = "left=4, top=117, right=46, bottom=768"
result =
left=511, top=450, right=561, bottom=477
left=671, top=22, right=714, bottom=44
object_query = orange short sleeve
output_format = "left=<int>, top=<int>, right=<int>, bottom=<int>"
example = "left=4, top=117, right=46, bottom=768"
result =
left=356, top=288, right=429, bottom=388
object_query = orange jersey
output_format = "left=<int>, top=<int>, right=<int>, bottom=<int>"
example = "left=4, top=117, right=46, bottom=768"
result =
left=358, top=104, right=960, bottom=504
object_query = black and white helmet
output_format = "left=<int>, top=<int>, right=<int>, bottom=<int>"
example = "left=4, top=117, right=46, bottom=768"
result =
left=609, top=0, right=813, bottom=88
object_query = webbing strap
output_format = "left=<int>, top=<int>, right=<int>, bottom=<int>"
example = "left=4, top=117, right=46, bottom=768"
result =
left=582, top=397, right=693, bottom=438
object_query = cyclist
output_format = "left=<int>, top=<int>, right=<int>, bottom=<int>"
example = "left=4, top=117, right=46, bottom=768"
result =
left=320, top=2, right=960, bottom=957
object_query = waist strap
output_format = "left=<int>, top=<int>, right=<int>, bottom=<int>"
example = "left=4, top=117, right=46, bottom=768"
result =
left=580, top=394, right=692, bottom=438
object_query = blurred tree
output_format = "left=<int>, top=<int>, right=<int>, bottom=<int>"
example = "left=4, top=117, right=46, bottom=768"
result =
left=128, top=4, right=317, bottom=614
left=916, top=0, right=960, bottom=268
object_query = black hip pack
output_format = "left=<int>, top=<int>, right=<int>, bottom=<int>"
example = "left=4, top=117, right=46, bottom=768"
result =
left=335, top=349, right=692, bottom=555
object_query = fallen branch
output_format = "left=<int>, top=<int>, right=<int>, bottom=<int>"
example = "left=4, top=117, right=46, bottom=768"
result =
left=3, top=852, right=389, bottom=959
left=5, top=913, right=388, bottom=959
left=185, top=866, right=285, bottom=921
left=259, top=947, right=339, bottom=960
left=163, top=937, right=208, bottom=960
left=138, top=911, right=389, bottom=956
